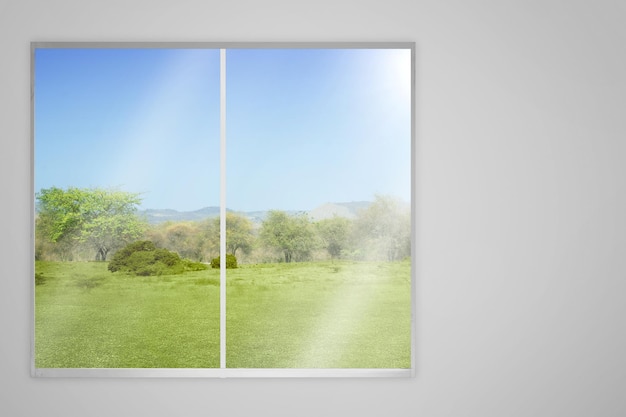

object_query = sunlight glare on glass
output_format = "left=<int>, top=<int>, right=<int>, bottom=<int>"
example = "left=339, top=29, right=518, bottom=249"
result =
left=379, top=48, right=411, bottom=105
left=293, top=265, right=405, bottom=368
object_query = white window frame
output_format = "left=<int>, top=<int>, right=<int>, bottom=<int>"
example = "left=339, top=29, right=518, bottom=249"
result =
left=31, top=42, right=415, bottom=378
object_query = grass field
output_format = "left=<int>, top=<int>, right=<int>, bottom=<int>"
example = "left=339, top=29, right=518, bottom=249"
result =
left=35, top=261, right=220, bottom=368
left=35, top=260, right=411, bottom=369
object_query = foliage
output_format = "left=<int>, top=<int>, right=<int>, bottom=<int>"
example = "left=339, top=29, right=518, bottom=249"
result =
left=315, top=216, right=352, bottom=259
left=352, top=195, right=411, bottom=261
left=35, top=214, right=78, bottom=261
left=214, top=212, right=256, bottom=257
left=198, top=218, right=220, bottom=261
left=182, top=259, right=210, bottom=271
left=35, top=272, right=47, bottom=286
left=260, top=210, right=317, bottom=263
left=108, top=240, right=155, bottom=271
left=36, top=187, right=145, bottom=261
left=47, top=192, right=411, bottom=264
left=162, top=221, right=205, bottom=261
left=144, top=219, right=217, bottom=263
left=108, top=240, right=186, bottom=276
left=210, top=254, right=238, bottom=269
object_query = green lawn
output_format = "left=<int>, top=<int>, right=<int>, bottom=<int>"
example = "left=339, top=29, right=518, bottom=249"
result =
left=35, top=260, right=411, bottom=369
left=226, top=261, right=412, bottom=368
left=35, top=261, right=220, bottom=368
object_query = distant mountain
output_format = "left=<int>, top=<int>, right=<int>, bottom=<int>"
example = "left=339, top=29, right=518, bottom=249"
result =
left=138, top=207, right=222, bottom=224
left=308, top=201, right=370, bottom=221
left=138, top=201, right=371, bottom=225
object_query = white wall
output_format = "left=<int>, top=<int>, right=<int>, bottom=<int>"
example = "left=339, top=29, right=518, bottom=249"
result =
left=2, top=1, right=625, bottom=416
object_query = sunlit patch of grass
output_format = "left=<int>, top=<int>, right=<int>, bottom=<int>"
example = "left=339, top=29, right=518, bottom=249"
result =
left=226, top=260, right=411, bottom=369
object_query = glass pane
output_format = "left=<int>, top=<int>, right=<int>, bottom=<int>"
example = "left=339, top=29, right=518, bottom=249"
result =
left=225, top=49, right=412, bottom=368
left=34, top=48, right=221, bottom=368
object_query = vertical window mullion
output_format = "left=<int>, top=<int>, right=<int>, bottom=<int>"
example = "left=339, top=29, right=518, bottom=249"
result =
left=219, top=48, right=227, bottom=369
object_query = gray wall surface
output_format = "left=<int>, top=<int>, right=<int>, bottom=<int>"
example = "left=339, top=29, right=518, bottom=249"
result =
left=1, top=0, right=625, bottom=416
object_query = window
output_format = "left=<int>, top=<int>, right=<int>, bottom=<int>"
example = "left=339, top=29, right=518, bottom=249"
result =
left=32, top=43, right=414, bottom=377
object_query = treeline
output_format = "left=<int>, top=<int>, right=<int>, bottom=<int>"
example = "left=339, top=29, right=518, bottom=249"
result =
left=35, top=187, right=410, bottom=264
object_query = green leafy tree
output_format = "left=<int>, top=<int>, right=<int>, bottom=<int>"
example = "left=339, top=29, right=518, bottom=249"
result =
left=260, top=210, right=316, bottom=263
left=35, top=213, right=77, bottom=261
left=316, top=216, right=352, bottom=259
left=36, top=187, right=146, bottom=261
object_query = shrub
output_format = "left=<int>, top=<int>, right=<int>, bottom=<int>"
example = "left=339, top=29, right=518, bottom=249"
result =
left=35, top=272, right=46, bottom=286
left=210, top=254, right=238, bottom=269
left=154, top=248, right=181, bottom=267
left=108, top=240, right=186, bottom=276
left=183, top=259, right=209, bottom=272
left=108, top=241, right=156, bottom=272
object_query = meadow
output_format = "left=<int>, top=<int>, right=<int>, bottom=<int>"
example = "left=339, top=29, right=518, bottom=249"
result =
left=35, top=260, right=411, bottom=369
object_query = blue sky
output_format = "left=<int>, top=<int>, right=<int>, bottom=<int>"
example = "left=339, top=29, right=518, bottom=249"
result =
left=35, top=47, right=411, bottom=212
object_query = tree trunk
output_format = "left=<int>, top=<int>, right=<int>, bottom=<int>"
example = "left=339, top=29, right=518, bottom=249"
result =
left=95, top=246, right=109, bottom=261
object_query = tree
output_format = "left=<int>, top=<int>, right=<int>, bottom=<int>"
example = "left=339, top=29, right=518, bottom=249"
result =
left=36, top=187, right=146, bottom=261
left=214, top=212, right=255, bottom=257
left=35, top=212, right=77, bottom=261
left=163, top=221, right=205, bottom=261
left=260, top=210, right=316, bottom=263
left=316, top=216, right=352, bottom=259
left=353, top=195, right=411, bottom=261
left=193, top=217, right=220, bottom=262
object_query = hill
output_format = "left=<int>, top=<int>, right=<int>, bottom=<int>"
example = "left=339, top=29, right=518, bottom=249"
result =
left=138, top=201, right=371, bottom=225
left=307, top=201, right=370, bottom=221
left=138, top=207, right=222, bottom=224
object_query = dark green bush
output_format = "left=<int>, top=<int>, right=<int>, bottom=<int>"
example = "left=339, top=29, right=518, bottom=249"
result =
left=108, top=240, right=186, bottom=276
left=108, top=241, right=156, bottom=272
left=35, top=272, right=46, bottom=286
left=153, top=248, right=180, bottom=266
left=210, top=254, right=238, bottom=269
